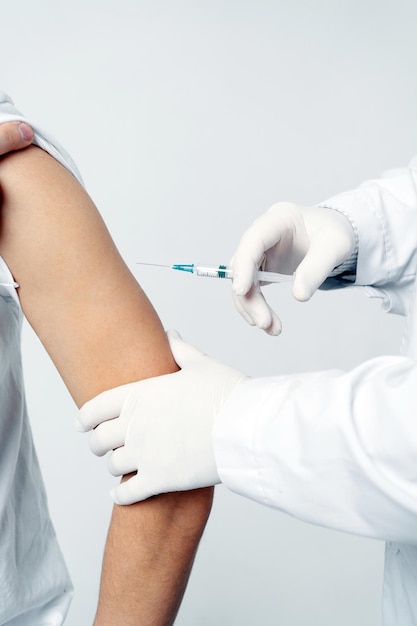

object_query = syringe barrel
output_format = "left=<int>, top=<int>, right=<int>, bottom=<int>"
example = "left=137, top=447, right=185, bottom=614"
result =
left=194, top=265, right=234, bottom=279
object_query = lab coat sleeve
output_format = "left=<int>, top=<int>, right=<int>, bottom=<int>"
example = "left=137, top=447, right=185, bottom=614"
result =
left=319, top=157, right=417, bottom=315
left=214, top=356, right=417, bottom=544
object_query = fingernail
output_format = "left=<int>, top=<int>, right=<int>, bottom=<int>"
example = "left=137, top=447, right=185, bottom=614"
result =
left=268, top=326, right=282, bottom=337
left=18, top=123, right=33, bottom=142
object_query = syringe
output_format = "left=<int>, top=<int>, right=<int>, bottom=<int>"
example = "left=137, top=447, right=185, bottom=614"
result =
left=136, top=262, right=292, bottom=283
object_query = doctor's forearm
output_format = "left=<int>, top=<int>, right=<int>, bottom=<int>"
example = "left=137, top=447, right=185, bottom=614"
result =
left=0, top=145, right=213, bottom=625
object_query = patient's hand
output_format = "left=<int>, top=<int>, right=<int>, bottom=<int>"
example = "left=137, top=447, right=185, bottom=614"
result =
left=0, top=122, right=33, bottom=155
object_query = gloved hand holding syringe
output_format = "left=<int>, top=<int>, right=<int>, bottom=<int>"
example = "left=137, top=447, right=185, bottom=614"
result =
left=137, top=205, right=355, bottom=336
left=136, top=262, right=293, bottom=283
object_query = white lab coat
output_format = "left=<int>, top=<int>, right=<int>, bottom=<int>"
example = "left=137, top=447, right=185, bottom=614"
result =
left=214, top=158, right=417, bottom=625
left=0, top=92, right=81, bottom=625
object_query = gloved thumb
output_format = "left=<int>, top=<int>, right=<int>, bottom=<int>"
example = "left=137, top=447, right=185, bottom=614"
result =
left=111, top=475, right=152, bottom=505
left=166, top=329, right=207, bottom=367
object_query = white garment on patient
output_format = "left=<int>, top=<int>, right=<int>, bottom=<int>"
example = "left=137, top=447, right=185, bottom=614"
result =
left=0, top=92, right=82, bottom=625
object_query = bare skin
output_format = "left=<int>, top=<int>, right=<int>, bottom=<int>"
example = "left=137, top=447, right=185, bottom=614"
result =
left=0, top=145, right=213, bottom=625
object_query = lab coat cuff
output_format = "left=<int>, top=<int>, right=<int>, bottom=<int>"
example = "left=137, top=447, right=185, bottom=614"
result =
left=316, top=207, right=359, bottom=280
left=318, top=189, right=388, bottom=288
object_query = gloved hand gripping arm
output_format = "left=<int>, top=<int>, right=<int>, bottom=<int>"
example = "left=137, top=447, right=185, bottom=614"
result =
left=78, top=330, right=248, bottom=504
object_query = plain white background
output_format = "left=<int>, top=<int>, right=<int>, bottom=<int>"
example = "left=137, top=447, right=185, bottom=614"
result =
left=1, top=1, right=417, bottom=624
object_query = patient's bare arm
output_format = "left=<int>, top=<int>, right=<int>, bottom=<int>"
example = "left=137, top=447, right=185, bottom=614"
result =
left=0, top=146, right=213, bottom=626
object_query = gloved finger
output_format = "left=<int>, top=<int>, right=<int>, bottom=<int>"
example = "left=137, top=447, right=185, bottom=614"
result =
left=232, top=203, right=306, bottom=296
left=233, top=291, right=281, bottom=335
left=231, top=240, right=267, bottom=296
left=231, top=291, right=256, bottom=327
left=293, top=230, right=353, bottom=301
left=76, top=381, right=138, bottom=432
left=111, top=474, right=159, bottom=504
left=233, top=284, right=282, bottom=336
left=166, top=328, right=207, bottom=366
left=0, top=122, right=33, bottom=155
left=231, top=212, right=282, bottom=296
left=107, top=447, right=137, bottom=477
left=88, top=419, right=127, bottom=457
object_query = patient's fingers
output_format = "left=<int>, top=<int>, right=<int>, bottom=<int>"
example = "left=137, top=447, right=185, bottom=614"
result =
left=0, top=122, right=33, bottom=154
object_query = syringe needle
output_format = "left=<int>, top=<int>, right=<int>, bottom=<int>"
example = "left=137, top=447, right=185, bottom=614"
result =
left=136, top=262, right=171, bottom=268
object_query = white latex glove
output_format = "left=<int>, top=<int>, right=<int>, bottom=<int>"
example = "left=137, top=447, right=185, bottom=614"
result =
left=232, top=202, right=356, bottom=335
left=77, top=330, right=248, bottom=504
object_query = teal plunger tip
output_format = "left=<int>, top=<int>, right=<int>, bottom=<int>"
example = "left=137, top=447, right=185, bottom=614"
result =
left=171, top=264, right=195, bottom=274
